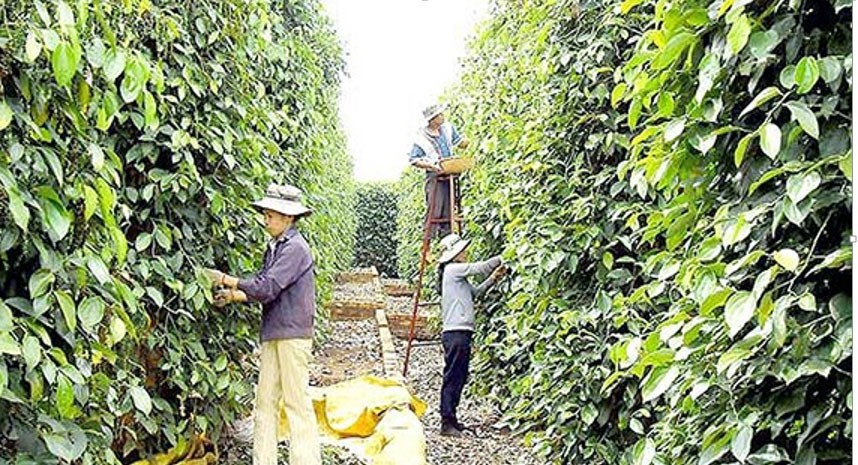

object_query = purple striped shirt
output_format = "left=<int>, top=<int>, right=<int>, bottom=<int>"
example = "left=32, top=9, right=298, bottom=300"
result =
left=238, top=227, right=316, bottom=340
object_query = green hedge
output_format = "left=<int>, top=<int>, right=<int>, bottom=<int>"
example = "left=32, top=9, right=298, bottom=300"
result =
left=405, top=0, right=852, bottom=463
left=353, top=182, right=398, bottom=277
left=0, top=0, right=354, bottom=462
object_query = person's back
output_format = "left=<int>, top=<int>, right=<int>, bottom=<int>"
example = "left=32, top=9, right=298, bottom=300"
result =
left=440, top=257, right=501, bottom=332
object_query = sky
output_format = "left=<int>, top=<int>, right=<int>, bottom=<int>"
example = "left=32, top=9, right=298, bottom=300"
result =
left=320, top=0, right=490, bottom=182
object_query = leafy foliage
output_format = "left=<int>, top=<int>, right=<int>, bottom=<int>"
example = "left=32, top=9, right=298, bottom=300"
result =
left=353, top=182, right=398, bottom=277
left=398, top=0, right=852, bottom=463
left=0, top=0, right=354, bottom=462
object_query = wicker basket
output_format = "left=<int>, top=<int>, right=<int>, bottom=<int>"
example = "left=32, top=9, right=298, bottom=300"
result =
left=440, top=157, right=474, bottom=174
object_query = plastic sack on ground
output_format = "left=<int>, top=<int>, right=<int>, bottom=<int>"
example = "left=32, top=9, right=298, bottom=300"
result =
left=278, top=375, right=427, bottom=465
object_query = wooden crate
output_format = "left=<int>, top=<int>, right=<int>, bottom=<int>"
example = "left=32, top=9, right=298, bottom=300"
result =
left=386, top=314, right=438, bottom=340
left=335, top=267, right=379, bottom=285
left=382, top=279, right=413, bottom=297
left=327, top=299, right=384, bottom=321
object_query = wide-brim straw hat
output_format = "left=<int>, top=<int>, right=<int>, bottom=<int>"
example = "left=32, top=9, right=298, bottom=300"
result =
left=251, top=183, right=312, bottom=217
left=438, top=233, right=471, bottom=264
left=422, top=103, right=447, bottom=122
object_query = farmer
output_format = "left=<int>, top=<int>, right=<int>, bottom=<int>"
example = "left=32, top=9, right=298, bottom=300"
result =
left=436, top=233, right=506, bottom=437
left=408, top=103, right=470, bottom=237
left=204, top=183, right=320, bottom=465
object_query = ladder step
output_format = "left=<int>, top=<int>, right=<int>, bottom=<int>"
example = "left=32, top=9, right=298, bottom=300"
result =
left=417, top=301, right=439, bottom=307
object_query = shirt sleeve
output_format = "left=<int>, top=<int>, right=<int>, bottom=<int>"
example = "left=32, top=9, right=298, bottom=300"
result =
left=448, top=256, right=501, bottom=280
left=450, top=125, right=463, bottom=146
left=409, top=144, right=427, bottom=164
left=238, top=240, right=313, bottom=304
left=473, top=275, right=498, bottom=297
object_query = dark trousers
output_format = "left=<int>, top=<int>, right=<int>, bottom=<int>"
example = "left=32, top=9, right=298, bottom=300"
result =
left=424, top=175, right=460, bottom=238
left=440, top=330, right=472, bottom=423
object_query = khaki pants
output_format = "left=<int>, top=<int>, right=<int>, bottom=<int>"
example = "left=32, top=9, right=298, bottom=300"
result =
left=253, top=339, right=320, bottom=465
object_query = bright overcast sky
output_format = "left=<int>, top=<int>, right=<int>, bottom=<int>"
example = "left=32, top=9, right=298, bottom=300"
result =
left=320, top=0, right=490, bottom=182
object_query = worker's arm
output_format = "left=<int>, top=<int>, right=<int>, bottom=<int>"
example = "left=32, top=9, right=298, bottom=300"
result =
left=474, top=264, right=507, bottom=297
left=409, top=144, right=444, bottom=173
left=451, top=125, right=469, bottom=150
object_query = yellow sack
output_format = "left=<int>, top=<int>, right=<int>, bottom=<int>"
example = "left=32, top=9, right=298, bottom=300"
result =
left=277, top=375, right=427, bottom=465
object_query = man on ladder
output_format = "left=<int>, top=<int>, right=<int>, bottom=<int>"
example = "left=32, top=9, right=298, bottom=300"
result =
left=408, top=102, right=470, bottom=237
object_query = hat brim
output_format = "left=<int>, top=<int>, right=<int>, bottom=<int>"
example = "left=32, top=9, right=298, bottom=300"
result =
left=425, top=103, right=447, bottom=122
left=251, top=198, right=312, bottom=217
left=439, top=239, right=470, bottom=264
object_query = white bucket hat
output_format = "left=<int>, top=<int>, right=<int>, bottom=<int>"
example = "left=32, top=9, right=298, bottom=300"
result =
left=438, top=233, right=471, bottom=264
left=422, top=103, right=447, bottom=122
left=251, top=183, right=312, bottom=217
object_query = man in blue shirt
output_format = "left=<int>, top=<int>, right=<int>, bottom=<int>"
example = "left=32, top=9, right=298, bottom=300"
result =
left=409, top=103, right=470, bottom=237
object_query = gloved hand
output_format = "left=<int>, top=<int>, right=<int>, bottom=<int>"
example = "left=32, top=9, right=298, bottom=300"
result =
left=214, top=288, right=247, bottom=307
left=202, top=268, right=225, bottom=287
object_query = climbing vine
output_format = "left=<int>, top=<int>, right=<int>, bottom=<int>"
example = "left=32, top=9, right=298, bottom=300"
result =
left=353, top=182, right=399, bottom=277
left=0, top=0, right=354, bottom=462
left=398, top=0, right=852, bottom=463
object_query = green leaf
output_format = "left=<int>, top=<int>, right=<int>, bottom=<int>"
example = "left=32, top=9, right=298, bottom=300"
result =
left=143, top=91, right=158, bottom=130
left=779, top=65, right=796, bottom=88
left=748, top=30, right=779, bottom=59
left=88, top=143, right=105, bottom=171
left=36, top=186, right=72, bottom=242
left=652, top=32, right=696, bottom=70
left=773, top=249, right=800, bottom=272
left=611, top=83, right=627, bottom=108
left=78, top=297, right=105, bottom=333
left=129, top=386, right=153, bottom=415
left=0, top=300, right=12, bottom=332
left=798, top=293, right=817, bottom=311
left=57, top=1, right=75, bottom=26
left=55, top=290, right=77, bottom=331
left=795, top=56, right=820, bottom=94
left=732, top=425, right=753, bottom=462
left=0, top=99, right=13, bottom=131
left=739, top=87, right=781, bottom=117
left=734, top=133, right=754, bottom=167
left=111, top=226, right=128, bottom=264
left=721, top=216, right=752, bottom=247
left=702, top=288, right=733, bottom=316
left=641, top=366, right=680, bottom=403
left=759, top=123, right=781, bottom=159
left=120, top=56, right=150, bottom=103
left=109, top=316, right=127, bottom=344
left=817, top=57, right=843, bottom=85
left=103, top=48, right=126, bottom=81
left=51, top=41, right=80, bottom=87
left=602, top=251, right=614, bottom=270
left=727, top=14, right=751, bottom=56
left=633, top=438, right=656, bottom=465
left=0, top=333, right=20, bottom=355
left=784, top=101, right=819, bottom=139
left=725, top=291, right=756, bottom=338
left=785, top=171, right=821, bottom=203
left=87, top=256, right=111, bottom=285
left=22, top=335, right=41, bottom=371
left=664, top=118, right=686, bottom=142
left=83, top=185, right=98, bottom=221
left=57, top=374, right=75, bottom=418
left=717, top=346, right=752, bottom=375
left=621, top=0, right=645, bottom=14
left=42, top=429, right=87, bottom=462
left=28, top=269, right=55, bottom=298
left=25, top=31, right=43, bottom=62
left=783, top=197, right=812, bottom=226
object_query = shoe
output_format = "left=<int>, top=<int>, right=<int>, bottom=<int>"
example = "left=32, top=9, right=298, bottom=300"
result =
left=440, top=419, right=463, bottom=437
left=454, top=420, right=476, bottom=433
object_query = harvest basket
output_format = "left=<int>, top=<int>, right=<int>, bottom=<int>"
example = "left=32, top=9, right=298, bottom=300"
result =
left=441, top=157, right=474, bottom=174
